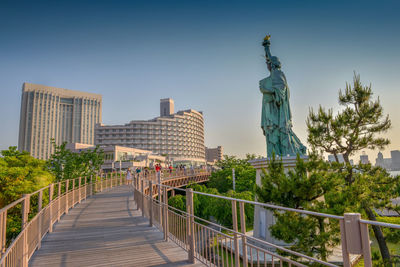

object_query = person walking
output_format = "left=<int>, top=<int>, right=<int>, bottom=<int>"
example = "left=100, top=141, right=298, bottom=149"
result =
left=126, top=168, right=132, bottom=185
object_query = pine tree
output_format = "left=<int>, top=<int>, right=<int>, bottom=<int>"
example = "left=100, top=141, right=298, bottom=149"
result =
left=306, top=73, right=395, bottom=264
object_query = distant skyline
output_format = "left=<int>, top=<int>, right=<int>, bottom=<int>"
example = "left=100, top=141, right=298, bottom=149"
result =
left=1, top=0, right=400, bottom=162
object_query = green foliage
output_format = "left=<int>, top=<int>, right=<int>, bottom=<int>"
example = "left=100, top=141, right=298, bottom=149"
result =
left=307, top=73, right=391, bottom=172
left=168, top=194, right=186, bottom=212
left=0, top=146, right=54, bottom=243
left=255, top=154, right=341, bottom=261
left=255, top=151, right=400, bottom=262
left=305, top=73, right=398, bottom=263
left=208, top=154, right=257, bottom=193
left=47, top=140, right=104, bottom=181
left=167, top=183, right=254, bottom=230
left=0, top=146, right=54, bottom=208
left=377, top=217, right=400, bottom=244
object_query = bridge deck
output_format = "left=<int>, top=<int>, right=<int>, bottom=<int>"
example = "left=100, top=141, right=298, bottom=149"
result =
left=29, top=186, right=204, bottom=267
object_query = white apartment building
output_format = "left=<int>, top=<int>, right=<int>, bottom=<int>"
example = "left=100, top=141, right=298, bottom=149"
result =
left=95, top=99, right=205, bottom=165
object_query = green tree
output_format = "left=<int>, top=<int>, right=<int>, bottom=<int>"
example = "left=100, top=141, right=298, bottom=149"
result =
left=306, top=73, right=397, bottom=264
left=47, top=140, right=104, bottom=181
left=208, top=154, right=257, bottom=193
left=168, top=183, right=254, bottom=230
left=168, top=194, right=186, bottom=213
left=255, top=155, right=341, bottom=261
left=0, top=146, right=54, bottom=242
left=0, top=146, right=53, bottom=207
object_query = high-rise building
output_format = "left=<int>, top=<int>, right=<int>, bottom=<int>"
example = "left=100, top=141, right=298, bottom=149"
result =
left=95, top=99, right=205, bottom=165
left=18, top=83, right=102, bottom=159
left=390, top=150, right=400, bottom=170
left=205, top=146, right=223, bottom=163
left=375, top=151, right=392, bottom=170
left=360, top=152, right=369, bottom=164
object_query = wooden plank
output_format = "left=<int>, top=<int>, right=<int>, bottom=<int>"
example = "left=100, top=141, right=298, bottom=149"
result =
left=29, top=186, right=204, bottom=267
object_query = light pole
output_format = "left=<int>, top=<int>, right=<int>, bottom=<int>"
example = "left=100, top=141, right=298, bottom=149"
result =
left=232, top=168, right=235, bottom=191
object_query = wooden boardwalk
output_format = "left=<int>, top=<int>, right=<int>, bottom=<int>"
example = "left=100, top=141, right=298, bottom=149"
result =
left=29, top=186, right=205, bottom=267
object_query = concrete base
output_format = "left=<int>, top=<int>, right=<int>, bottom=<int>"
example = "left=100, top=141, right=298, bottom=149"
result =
left=249, top=156, right=308, bottom=245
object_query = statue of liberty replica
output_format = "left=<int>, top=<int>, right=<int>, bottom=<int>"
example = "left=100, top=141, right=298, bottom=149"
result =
left=251, top=35, right=307, bottom=246
left=260, top=35, right=306, bottom=157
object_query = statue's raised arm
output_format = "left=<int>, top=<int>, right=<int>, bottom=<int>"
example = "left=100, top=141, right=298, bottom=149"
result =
left=262, top=35, right=273, bottom=63
left=262, top=34, right=282, bottom=70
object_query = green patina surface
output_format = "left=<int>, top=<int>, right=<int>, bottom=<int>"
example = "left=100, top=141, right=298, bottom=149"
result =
left=260, top=35, right=306, bottom=157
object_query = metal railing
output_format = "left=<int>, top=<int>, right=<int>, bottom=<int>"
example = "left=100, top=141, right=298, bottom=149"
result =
left=132, top=175, right=400, bottom=267
left=0, top=172, right=126, bottom=267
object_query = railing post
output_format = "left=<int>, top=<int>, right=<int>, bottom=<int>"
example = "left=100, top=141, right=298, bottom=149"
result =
left=341, top=213, right=372, bottom=267
left=49, top=184, right=54, bottom=232
left=0, top=210, right=6, bottom=256
left=57, top=182, right=61, bottom=221
left=21, top=194, right=30, bottom=267
left=83, top=176, right=87, bottom=200
left=149, top=181, right=153, bottom=227
left=90, top=175, right=93, bottom=196
left=65, top=180, right=69, bottom=214
left=158, top=174, right=162, bottom=228
left=141, top=179, right=145, bottom=217
left=111, top=172, right=113, bottom=188
left=231, top=200, right=240, bottom=267
left=100, top=173, right=103, bottom=192
left=78, top=177, right=82, bottom=203
left=360, top=221, right=372, bottom=267
left=239, top=202, right=248, bottom=267
left=186, top=188, right=195, bottom=263
left=72, top=179, right=75, bottom=206
left=163, top=187, right=169, bottom=241
left=37, top=190, right=43, bottom=250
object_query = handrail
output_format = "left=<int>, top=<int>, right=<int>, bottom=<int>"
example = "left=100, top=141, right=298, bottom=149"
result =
left=136, top=176, right=400, bottom=267
left=360, top=219, right=400, bottom=229
left=0, top=172, right=127, bottom=267
left=136, top=178, right=337, bottom=267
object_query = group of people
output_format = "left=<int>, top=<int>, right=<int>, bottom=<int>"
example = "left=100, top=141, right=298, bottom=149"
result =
left=125, top=167, right=142, bottom=183
left=125, top=164, right=202, bottom=183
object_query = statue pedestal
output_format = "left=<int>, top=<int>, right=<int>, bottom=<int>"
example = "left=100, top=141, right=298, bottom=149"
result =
left=249, top=155, right=308, bottom=247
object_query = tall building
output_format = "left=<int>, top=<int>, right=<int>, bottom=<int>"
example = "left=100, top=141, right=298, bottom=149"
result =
left=390, top=150, right=400, bottom=170
left=360, top=152, right=369, bottom=164
left=95, top=99, right=205, bottom=165
left=206, top=146, right=223, bottom=163
left=18, top=83, right=102, bottom=159
left=375, top=151, right=392, bottom=170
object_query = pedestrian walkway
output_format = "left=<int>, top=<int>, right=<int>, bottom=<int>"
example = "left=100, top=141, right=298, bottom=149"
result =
left=29, top=186, right=204, bottom=267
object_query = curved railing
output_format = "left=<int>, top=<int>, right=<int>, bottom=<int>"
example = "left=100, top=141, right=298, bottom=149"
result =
left=133, top=175, right=400, bottom=267
left=0, top=170, right=210, bottom=267
left=4, top=169, right=397, bottom=267
left=0, top=173, right=126, bottom=267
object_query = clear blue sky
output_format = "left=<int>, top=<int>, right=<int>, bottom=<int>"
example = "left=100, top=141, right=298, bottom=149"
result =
left=1, top=0, right=400, bottom=162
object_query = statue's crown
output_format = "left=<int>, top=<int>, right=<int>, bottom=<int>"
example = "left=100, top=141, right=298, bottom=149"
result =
left=264, top=35, right=271, bottom=41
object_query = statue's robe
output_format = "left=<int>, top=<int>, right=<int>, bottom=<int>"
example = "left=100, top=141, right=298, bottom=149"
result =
left=260, top=70, right=306, bottom=157
left=259, top=76, right=280, bottom=156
